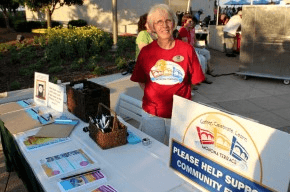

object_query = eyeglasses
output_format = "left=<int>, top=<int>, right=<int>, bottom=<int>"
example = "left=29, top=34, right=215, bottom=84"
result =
left=154, top=19, right=173, bottom=27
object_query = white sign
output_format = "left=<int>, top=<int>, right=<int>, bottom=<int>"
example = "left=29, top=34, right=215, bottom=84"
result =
left=170, top=95, right=290, bottom=192
left=47, top=82, right=64, bottom=112
left=34, top=72, right=49, bottom=106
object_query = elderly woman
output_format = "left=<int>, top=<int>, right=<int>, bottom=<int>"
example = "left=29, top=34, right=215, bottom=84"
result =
left=130, top=4, right=205, bottom=145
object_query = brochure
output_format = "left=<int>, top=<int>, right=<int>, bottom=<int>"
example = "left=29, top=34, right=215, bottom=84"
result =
left=91, top=185, right=118, bottom=192
left=21, top=135, right=71, bottom=151
left=40, top=149, right=95, bottom=177
left=58, top=169, right=107, bottom=192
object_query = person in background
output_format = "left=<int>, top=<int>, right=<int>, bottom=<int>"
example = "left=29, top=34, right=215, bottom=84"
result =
left=176, top=11, right=183, bottom=29
left=202, top=15, right=211, bottom=27
left=214, top=1, right=218, bottom=21
left=190, top=18, right=214, bottom=76
left=232, top=7, right=236, bottom=15
left=178, top=13, right=193, bottom=43
left=226, top=6, right=233, bottom=18
left=135, top=13, right=157, bottom=60
left=223, top=10, right=242, bottom=57
left=130, top=4, right=205, bottom=145
left=223, top=6, right=229, bottom=15
left=218, top=13, right=229, bottom=25
left=194, top=9, right=203, bottom=22
left=179, top=14, right=213, bottom=84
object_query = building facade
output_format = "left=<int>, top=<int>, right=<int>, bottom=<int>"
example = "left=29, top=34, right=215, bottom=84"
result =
left=25, top=0, right=215, bottom=34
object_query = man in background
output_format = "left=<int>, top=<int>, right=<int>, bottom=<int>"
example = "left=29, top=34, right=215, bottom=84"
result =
left=194, top=9, right=203, bottom=23
left=223, top=10, right=242, bottom=57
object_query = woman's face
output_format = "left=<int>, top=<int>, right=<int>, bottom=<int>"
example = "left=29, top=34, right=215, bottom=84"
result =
left=184, top=18, right=193, bottom=29
left=152, top=9, right=174, bottom=40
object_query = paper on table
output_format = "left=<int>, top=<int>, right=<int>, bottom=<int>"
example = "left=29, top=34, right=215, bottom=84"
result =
left=0, top=109, right=42, bottom=134
left=40, top=149, right=96, bottom=178
left=20, top=135, right=71, bottom=151
left=0, top=101, right=32, bottom=115
left=91, top=184, right=118, bottom=192
left=35, top=119, right=78, bottom=138
left=58, top=169, right=107, bottom=192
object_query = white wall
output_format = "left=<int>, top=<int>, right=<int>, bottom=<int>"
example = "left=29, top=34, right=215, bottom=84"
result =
left=25, top=0, right=214, bottom=34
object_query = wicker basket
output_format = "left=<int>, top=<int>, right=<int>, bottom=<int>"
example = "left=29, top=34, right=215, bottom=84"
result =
left=88, top=103, right=127, bottom=149
left=66, top=80, right=110, bottom=123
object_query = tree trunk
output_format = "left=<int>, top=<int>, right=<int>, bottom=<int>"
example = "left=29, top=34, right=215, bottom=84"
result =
left=46, top=8, right=51, bottom=28
left=2, top=9, right=11, bottom=30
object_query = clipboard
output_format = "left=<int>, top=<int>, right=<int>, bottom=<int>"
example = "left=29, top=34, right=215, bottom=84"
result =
left=35, top=120, right=79, bottom=138
left=0, top=109, right=42, bottom=134
left=0, top=101, right=33, bottom=115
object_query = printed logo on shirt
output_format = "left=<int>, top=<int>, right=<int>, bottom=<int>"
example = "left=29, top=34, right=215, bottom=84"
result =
left=172, top=55, right=184, bottom=62
left=150, top=59, right=185, bottom=85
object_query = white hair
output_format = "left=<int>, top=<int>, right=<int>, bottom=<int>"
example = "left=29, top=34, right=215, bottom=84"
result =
left=147, top=4, right=177, bottom=32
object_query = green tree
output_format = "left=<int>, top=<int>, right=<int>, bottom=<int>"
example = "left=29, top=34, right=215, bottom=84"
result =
left=0, top=0, right=19, bottom=30
left=19, top=0, right=83, bottom=28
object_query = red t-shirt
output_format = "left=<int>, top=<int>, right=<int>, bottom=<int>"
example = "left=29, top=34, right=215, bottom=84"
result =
left=130, top=40, right=205, bottom=118
left=178, top=27, right=191, bottom=44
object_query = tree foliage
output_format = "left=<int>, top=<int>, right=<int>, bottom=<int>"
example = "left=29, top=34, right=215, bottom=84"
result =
left=0, top=0, right=19, bottom=29
left=19, top=0, right=84, bottom=28
left=0, top=0, right=19, bottom=12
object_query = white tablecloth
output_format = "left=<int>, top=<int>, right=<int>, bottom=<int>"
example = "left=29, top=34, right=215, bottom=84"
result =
left=13, top=105, right=201, bottom=192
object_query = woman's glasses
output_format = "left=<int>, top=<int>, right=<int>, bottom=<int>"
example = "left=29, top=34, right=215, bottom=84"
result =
left=154, top=19, right=173, bottom=27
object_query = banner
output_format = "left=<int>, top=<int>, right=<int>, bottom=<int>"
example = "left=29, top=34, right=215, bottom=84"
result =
left=170, top=95, right=290, bottom=192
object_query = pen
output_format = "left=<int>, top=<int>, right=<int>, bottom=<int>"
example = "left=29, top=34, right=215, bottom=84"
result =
left=23, top=100, right=30, bottom=105
left=61, top=168, right=101, bottom=180
left=31, top=108, right=38, bottom=114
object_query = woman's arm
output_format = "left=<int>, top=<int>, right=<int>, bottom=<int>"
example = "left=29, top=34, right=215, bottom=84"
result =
left=138, top=82, right=145, bottom=90
left=138, top=42, right=149, bottom=52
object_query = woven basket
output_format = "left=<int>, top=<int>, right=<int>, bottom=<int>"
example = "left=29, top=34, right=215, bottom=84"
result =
left=66, top=80, right=110, bottom=123
left=88, top=103, right=127, bottom=149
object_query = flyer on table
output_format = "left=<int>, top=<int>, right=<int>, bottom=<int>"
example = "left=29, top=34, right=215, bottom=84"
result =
left=21, top=135, right=70, bottom=151
left=58, top=169, right=107, bottom=192
left=48, top=82, right=64, bottom=112
left=34, top=72, right=49, bottom=106
left=40, top=149, right=96, bottom=177
left=170, top=95, right=290, bottom=192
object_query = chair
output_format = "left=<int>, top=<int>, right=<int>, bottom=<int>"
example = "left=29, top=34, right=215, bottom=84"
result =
left=115, top=93, right=143, bottom=130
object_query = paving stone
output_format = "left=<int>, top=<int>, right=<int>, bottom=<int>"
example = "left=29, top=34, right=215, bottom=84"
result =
left=5, top=172, right=28, bottom=192
left=0, top=151, right=9, bottom=192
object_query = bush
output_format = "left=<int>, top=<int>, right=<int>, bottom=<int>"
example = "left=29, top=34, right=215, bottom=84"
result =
left=14, top=20, right=31, bottom=32
left=70, top=61, right=81, bottom=70
left=115, top=57, right=127, bottom=69
left=10, top=81, right=21, bottom=91
left=45, top=26, right=112, bottom=60
left=68, top=19, right=87, bottom=28
left=117, top=36, right=136, bottom=54
left=27, top=21, right=42, bottom=29
left=92, top=66, right=105, bottom=75
left=19, top=68, right=34, bottom=77
left=0, top=43, right=12, bottom=52
left=0, top=11, right=26, bottom=28
left=34, top=35, right=46, bottom=47
left=48, top=65, right=63, bottom=73
left=14, top=20, right=44, bottom=32
left=40, top=21, right=62, bottom=28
